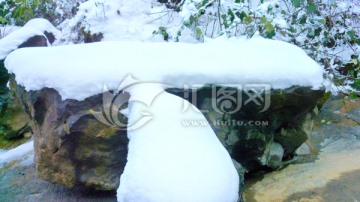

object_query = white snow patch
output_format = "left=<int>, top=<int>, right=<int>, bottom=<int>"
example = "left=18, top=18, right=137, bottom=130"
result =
left=273, top=15, right=288, bottom=29
left=323, top=77, right=339, bottom=95
left=0, top=25, right=20, bottom=39
left=0, top=18, right=60, bottom=60
left=60, top=0, right=167, bottom=42
left=5, top=37, right=324, bottom=101
left=0, top=141, right=34, bottom=167
left=117, top=85, right=239, bottom=202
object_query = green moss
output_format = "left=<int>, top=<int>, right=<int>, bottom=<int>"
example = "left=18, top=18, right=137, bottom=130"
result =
left=317, top=91, right=332, bottom=109
left=0, top=134, right=30, bottom=149
left=351, top=78, right=360, bottom=91
left=0, top=96, right=31, bottom=139
left=0, top=60, right=10, bottom=114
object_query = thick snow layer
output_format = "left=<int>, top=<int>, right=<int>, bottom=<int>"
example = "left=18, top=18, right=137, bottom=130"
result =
left=117, top=85, right=239, bottom=202
left=5, top=37, right=324, bottom=101
left=0, top=18, right=60, bottom=60
left=0, top=141, right=34, bottom=167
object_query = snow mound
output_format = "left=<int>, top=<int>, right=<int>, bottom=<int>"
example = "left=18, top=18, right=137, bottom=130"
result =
left=0, top=18, right=60, bottom=60
left=5, top=37, right=324, bottom=101
left=117, top=85, right=239, bottom=202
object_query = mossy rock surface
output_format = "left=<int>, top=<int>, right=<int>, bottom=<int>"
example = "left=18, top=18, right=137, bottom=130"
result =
left=0, top=96, right=31, bottom=139
left=0, top=60, right=31, bottom=143
left=168, top=85, right=325, bottom=170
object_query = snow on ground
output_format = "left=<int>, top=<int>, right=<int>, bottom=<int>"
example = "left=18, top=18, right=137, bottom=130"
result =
left=59, top=0, right=171, bottom=43
left=0, top=18, right=60, bottom=60
left=5, top=37, right=324, bottom=101
left=117, top=85, right=239, bottom=202
left=0, top=141, right=34, bottom=167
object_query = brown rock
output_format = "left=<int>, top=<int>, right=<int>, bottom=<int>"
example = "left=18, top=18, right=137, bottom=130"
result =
left=12, top=84, right=129, bottom=191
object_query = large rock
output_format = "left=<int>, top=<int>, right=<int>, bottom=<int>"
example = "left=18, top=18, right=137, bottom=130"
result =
left=167, top=85, right=324, bottom=171
left=10, top=81, right=323, bottom=192
left=11, top=83, right=129, bottom=191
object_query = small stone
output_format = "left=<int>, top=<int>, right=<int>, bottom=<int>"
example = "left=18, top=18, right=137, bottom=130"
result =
left=24, top=132, right=32, bottom=138
left=295, top=143, right=311, bottom=156
left=266, top=142, right=284, bottom=169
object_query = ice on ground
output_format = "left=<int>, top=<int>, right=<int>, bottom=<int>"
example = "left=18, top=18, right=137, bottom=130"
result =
left=0, top=18, right=60, bottom=60
left=0, top=141, right=34, bottom=167
left=5, top=37, right=324, bottom=101
left=117, top=85, right=239, bottom=202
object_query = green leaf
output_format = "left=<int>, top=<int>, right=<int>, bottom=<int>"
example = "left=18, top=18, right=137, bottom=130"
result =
left=265, top=21, right=275, bottom=33
left=227, top=9, right=234, bottom=20
left=349, top=91, right=358, bottom=99
left=299, top=16, right=307, bottom=24
left=347, top=30, right=356, bottom=39
left=260, top=16, right=267, bottom=23
left=306, top=3, right=317, bottom=14
left=236, top=11, right=247, bottom=21
left=244, top=16, right=253, bottom=24
left=351, top=79, right=360, bottom=91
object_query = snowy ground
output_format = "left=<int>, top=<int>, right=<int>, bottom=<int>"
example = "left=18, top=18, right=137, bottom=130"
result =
left=0, top=141, right=34, bottom=168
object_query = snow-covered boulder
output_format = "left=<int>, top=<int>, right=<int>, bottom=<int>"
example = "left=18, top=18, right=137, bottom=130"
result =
left=0, top=18, right=60, bottom=60
left=4, top=37, right=325, bottom=198
left=117, top=86, right=239, bottom=202
left=0, top=19, right=59, bottom=141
